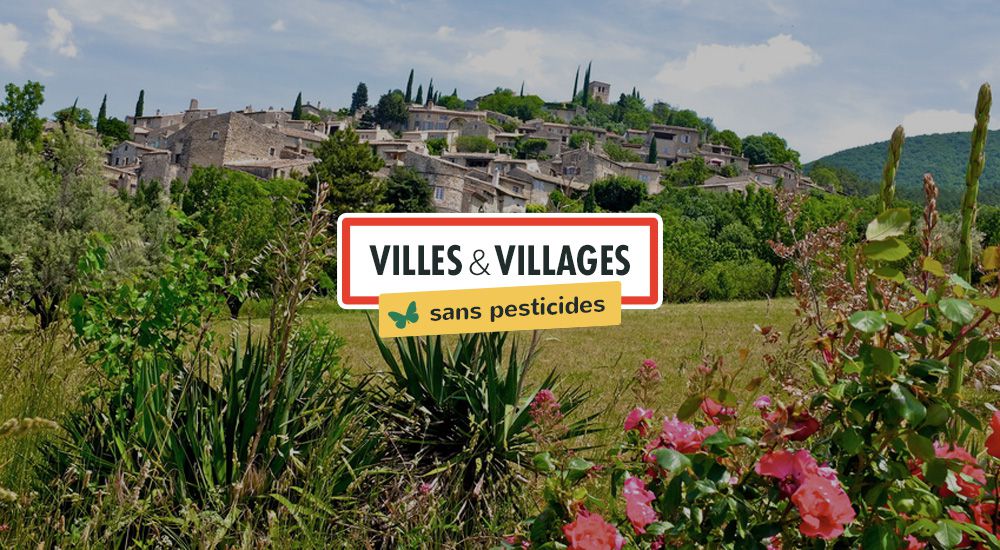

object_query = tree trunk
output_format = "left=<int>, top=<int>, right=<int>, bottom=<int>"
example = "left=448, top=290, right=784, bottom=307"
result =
left=227, top=294, right=244, bottom=319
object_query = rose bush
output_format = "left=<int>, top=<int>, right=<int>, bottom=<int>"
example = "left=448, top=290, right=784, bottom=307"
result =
left=510, top=172, right=1000, bottom=548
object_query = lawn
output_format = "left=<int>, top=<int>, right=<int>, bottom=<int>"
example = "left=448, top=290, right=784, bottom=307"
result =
left=272, top=297, right=799, bottom=419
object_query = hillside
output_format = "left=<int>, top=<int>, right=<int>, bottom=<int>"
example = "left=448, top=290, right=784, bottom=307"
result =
left=807, top=131, right=1000, bottom=209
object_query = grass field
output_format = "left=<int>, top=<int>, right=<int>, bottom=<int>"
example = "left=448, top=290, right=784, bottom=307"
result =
left=234, top=297, right=800, bottom=420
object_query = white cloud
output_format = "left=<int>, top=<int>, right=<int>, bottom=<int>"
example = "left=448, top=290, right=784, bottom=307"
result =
left=270, top=19, right=286, bottom=32
left=62, top=0, right=179, bottom=32
left=46, top=8, right=78, bottom=58
left=901, top=109, right=976, bottom=136
left=0, top=23, right=28, bottom=68
left=434, top=25, right=454, bottom=39
left=654, top=34, right=820, bottom=91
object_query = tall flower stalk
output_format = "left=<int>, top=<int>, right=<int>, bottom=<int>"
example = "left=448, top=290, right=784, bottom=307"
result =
left=879, top=125, right=904, bottom=213
left=957, top=83, right=991, bottom=280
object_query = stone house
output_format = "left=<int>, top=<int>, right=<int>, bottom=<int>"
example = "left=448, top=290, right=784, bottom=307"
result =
left=108, top=140, right=168, bottom=168
left=400, top=151, right=527, bottom=213
left=552, top=146, right=662, bottom=193
left=519, top=120, right=608, bottom=156
left=459, top=119, right=501, bottom=141
left=225, top=157, right=318, bottom=180
left=141, top=111, right=287, bottom=183
left=697, top=143, right=750, bottom=172
left=126, top=98, right=217, bottom=129
left=407, top=104, right=487, bottom=131
left=648, top=124, right=701, bottom=166
left=543, top=103, right=586, bottom=123
left=372, top=140, right=428, bottom=166
left=278, top=126, right=327, bottom=153
left=356, top=127, right=396, bottom=143
left=507, top=168, right=586, bottom=208
left=401, top=129, right=458, bottom=151
left=103, top=164, right=139, bottom=193
left=588, top=81, right=611, bottom=104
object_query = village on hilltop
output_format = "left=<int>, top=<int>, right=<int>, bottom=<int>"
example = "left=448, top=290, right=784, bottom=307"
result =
left=100, top=77, right=827, bottom=213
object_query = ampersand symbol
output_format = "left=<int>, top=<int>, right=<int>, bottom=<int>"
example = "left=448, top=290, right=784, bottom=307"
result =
left=470, top=249, right=491, bottom=275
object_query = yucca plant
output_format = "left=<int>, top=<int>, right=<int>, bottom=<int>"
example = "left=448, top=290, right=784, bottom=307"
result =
left=369, top=322, right=599, bottom=514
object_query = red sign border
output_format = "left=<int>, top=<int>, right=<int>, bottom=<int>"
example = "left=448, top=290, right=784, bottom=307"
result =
left=338, top=214, right=661, bottom=308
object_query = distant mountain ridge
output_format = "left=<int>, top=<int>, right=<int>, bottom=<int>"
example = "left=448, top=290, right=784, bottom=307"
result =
left=807, top=130, right=1000, bottom=209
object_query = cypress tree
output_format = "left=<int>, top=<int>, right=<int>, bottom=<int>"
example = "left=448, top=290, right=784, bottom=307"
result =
left=582, top=62, right=592, bottom=107
left=520, top=81, right=524, bottom=97
left=97, top=94, right=107, bottom=128
left=292, top=92, right=303, bottom=119
left=452, top=88, right=458, bottom=97
left=572, top=65, right=580, bottom=102
left=415, top=84, right=423, bottom=105
left=405, top=69, right=414, bottom=103
left=426, top=80, right=434, bottom=104
left=350, top=82, right=368, bottom=114
left=646, top=138, right=658, bottom=164
left=134, top=89, right=144, bottom=118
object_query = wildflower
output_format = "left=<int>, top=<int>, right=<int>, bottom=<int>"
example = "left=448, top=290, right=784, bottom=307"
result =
left=754, top=395, right=772, bottom=410
left=562, top=510, right=624, bottom=550
left=765, top=535, right=782, bottom=550
left=623, top=476, right=657, bottom=534
left=791, top=475, right=856, bottom=540
left=624, top=407, right=654, bottom=436
left=933, top=443, right=985, bottom=499
left=904, top=535, right=925, bottom=549
left=636, top=359, right=662, bottom=385
left=700, top=397, right=736, bottom=425
left=529, top=389, right=565, bottom=444
left=972, top=502, right=996, bottom=535
left=418, top=482, right=433, bottom=495
left=986, top=411, right=1000, bottom=459
left=647, top=416, right=716, bottom=455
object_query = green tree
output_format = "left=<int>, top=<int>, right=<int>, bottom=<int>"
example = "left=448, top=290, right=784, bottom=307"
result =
left=373, top=90, right=409, bottom=129
left=590, top=175, right=646, bottom=211
left=515, top=137, right=549, bottom=159
left=349, top=82, right=368, bottom=115
left=98, top=117, right=131, bottom=143
left=709, top=129, right=742, bottom=156
left=311, top=127, right=385, bottom=218
left=520, top=82, right=524, bottom=97
left=134, top=89, right=144, bottom=118
left=415, top=84, right=424, bottom=105
left=426, top=79, right=434, bottom=104
left=808, top=165, right=841, bottom=192
left=97, top=94, right=107, bottom=127
left=292, top=92, right=303, bottom=120
left=437, top=93, right=464, bottom=110
left=568, top=131, right=595, bottom=150
left=172, top=166, right=303, bottom=316
left=456, top=135, right=498, bottom=153
left=53, top=104, right=94, bottom=129
left=426, top=137, right=448, bottom=155
left=603, top=141, right=642, bottom=163
left=0, top=81, right=45, bottom=148
left=405, top=69, right=414, bottom=103
left=572, top=65, right=580, bottom=101
left=646, top=138, right=657, bottom=163
left=661, top=157, right=710, bottom=187
left=477, top=88, right=546, bottom=121
left=384, top=167, right=433, bottom=213
left=581, top=61, right=592, bottom=107
left=741, top=132, right=801, bottom=167
left=0, top=127, right=139, bottom=328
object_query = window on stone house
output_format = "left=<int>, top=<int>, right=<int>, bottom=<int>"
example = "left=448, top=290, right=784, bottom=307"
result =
left=512, top=185, right=521, bottom=193
left=681, top=135, right=690, bottom=144
left=533, top=181, right=544, bottom=191
left=434, top=186, right=445, bottom=201
left=211, top=131, right=219, bottom=140
left=269, top=147, right=276, bottom=156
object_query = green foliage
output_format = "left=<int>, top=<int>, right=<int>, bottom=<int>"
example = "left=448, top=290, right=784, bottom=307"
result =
left=742, top=132, right=801, bottom=167
left=370, top=328, right=597, bottom=522
left=404, top=69, right=414, bottom=103
left=52, top=105, right=93, bottom=129
left=455, top=135, right=498, bottom=153
left=477, top=88, right=546, bottom=121
left=292, top=91, right=303, bottom=120
left=709, top=129, right=742, bottom=156
left=807, top=129, right=1000, bottom=209
left=807, top=161, right=878, bottom=196
left=373, top=90, right=408, bottom=128
left=568, top=131, right=595, bottom=150
left=958, top=83, right=991, bottom=280
left=134, top=89, right=144, bottom=118
left=661, top=157, right=711, bottom=187
left=0, top=128, right=138, bottom=328
left=525, top=203, right=546, bottom=213
left=603, top=141, right=643, bottom=163
left=349, top=82, right=368, bottom=115
left=436, top=92, right=464, bottom=110
left=700, top=259, right=776, bottom=300
left=0, top=81, right=45, bottom=148
left=807, top=164, right=842, bottom=192
left=383, top=166, right=433, bottom=213
left=425, top=136, right=447, bottom=155
left=96, top=116, right=130, bottom=144
left=171, top=166, right=303, bottom=316
left=651, top=101, right=715, bottom=133
left=415, top=84, right=423, bottom=105
left=311, top=127, right=385, bottom=218
left=515, top=137, right=549, bottom=159
left=590, top=175, right=647, bottom=212
left=581, top=61, right=591, bottom=107
left=646, top=138, right=657, bottom=163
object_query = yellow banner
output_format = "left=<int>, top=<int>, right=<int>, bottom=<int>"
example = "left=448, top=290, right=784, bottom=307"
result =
left=378, top=282, right=622, bottom=337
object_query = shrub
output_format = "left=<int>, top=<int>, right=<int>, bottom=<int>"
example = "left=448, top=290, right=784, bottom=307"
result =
left=426, top=137, right=447, bottom=155
left=591, top=176, right=646, bottom=212
left=455, top=135, right=498, bottom=153
left=700, top=259, right=776, bottom=301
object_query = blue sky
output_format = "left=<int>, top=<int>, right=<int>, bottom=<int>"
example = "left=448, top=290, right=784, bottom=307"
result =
left=1, top=0, right=999, bottom=160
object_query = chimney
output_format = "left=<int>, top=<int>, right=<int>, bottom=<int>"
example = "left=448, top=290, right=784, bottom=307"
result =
left=317, top=100, right=321, bottom=108
left=156, top=109, right=161, bottom=115
left=189, top=98, right=199, bottom=111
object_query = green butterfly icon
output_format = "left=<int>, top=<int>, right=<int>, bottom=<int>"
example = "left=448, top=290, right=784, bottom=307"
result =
left=388, top=300, right=419, bottom=329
